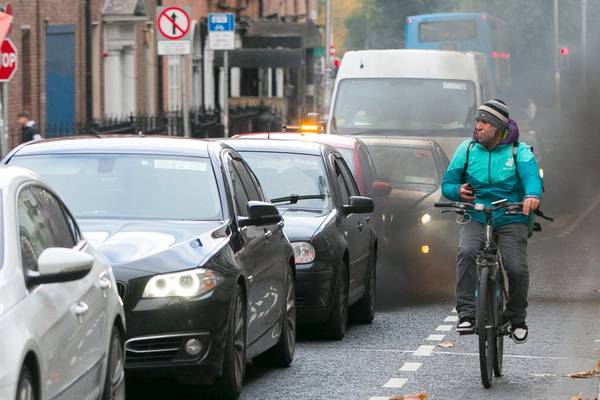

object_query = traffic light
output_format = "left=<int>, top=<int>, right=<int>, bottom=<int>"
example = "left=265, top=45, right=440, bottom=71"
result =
left=559, top=47, right=569, bottom=56
left=559, top=47, right=571, bottom=70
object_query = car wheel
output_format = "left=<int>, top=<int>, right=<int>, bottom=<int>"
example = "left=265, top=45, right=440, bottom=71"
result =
left=323, top=262, right=349, bottom=340
left=254, top=267, right=296, bottom=367
left=351, top=250, right=376, bottom=324
left=16, top=366, right=36, bottom=400
left=215, top=283, right=246, bottom=399
left=102, top=326, right=125, bottom=400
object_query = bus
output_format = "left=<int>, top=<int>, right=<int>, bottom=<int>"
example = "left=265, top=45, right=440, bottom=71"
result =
left=405, top=12, right=511, bottom=92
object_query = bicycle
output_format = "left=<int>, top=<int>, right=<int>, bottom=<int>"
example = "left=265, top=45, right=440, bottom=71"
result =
left=434, top=199, right=524, bottom=388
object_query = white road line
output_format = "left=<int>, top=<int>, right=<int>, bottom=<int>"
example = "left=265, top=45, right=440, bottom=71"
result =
left=426, top=334, right=446, bottom=341
left=369, top=397, right=390, bottom=400
left=400, top=362, right=422, bottom=372
left=335, top=348, right=415, bottom=354
left=435, top=350, right=598, bottom=361
left=436, top=324, right=453, bottom=332
left=413, top=345, right=436, bottom=356
left=383, top=378, right=408, bottom=389
left=444, top=315, right=459, bottom=322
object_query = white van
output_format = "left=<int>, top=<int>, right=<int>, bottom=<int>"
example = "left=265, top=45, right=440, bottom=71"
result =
left=327, top=49, right=494, bottom=156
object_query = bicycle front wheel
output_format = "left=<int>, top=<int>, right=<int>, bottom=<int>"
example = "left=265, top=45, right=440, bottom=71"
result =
left=477, top=267, right=495, bottom=388
left=493, top=270, right=505, bottom=377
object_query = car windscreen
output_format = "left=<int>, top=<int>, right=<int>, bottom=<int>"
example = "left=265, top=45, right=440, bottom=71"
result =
left=367, top=145, right=438, bottom=186
left=332, top=78, right=476, bottom=136
left=239, top=151, right=332, bottom=211
left=11, top=154, right=222, bottom=221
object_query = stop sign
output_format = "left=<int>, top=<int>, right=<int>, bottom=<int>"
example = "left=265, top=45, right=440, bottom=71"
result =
left=0, top=38, right=17, bottom=82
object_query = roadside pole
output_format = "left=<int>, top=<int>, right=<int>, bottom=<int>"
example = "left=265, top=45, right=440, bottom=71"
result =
left=181, top=55, right=190, bottom=137
left=0, top=83, right=6, bottom=157
left=208, top=13, right=235, bottom=138
left=581, top=0, right=588, bottom=98
left=323, top=0, right=332, bottom=117
left=553, top=0, right=560, bottom=111
left=223, top=50, right=229, bottom=138
left=156, top=5, right=192, bottom=136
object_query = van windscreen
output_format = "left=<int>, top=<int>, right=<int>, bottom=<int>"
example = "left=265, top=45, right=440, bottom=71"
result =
left=331, top=78, right=477, bottom=136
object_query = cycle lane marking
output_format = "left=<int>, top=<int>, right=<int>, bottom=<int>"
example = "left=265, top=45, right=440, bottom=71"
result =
left=426, top=334, right=446, bottom=341
left=400, top=362, right=422, bottom=372
left=383, top=378, right=408, bottom=389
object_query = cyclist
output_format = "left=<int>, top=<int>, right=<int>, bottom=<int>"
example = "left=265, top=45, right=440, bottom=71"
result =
left=441, top=99, right=543, bottom=343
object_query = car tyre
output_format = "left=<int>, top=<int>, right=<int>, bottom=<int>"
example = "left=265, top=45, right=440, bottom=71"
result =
left=351, top=251, right=376, bottom=324
left=323, top=262, right=349, bottom=340
left=102, top=326, right=125, bottom=400
left=16, top=365, right=36, bottom=400
left=254, top=267, right=296, bottom=367
left=215, top=283, right=246, bottom=399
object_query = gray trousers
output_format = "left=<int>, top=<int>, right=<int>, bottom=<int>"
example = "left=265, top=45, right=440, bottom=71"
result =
left=456, top=222, right=529, bottom=325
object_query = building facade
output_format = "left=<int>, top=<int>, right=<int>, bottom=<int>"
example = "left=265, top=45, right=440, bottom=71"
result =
left=1, top=0, right=321, bottom=151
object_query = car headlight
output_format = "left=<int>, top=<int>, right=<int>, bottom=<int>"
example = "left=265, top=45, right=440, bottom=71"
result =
left=142, top=268, right=223, bottom=299
left=292, top=242, right=316, bottom=264
left=420, top=213, right=432, bottom=225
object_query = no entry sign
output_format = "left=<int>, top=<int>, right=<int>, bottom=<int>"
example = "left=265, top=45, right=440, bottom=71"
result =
left=0, top=39, right=17, bottom=82
left=156, top=6, right=191, bottom=55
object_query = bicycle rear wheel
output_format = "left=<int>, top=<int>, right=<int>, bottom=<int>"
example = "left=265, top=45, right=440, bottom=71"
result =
left=477, top=267, right=495, bottom=388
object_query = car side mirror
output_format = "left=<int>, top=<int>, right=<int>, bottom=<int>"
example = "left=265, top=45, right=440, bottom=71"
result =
left=238, top=201, right=283, bottom=227
left=28, top=248, right=94, bottom=285
left=371, top=181, right=392, bottom=197
left=343, top=196, right=374, bottom=215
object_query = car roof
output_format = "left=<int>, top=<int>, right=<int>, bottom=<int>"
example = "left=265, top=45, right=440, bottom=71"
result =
left=233, top=132, right=360, bottom=149
left=222, top=138, right=331, bottom=156
left=9, top=136, right=219, bottom=158
left=357, top=136, right=437, bottom=148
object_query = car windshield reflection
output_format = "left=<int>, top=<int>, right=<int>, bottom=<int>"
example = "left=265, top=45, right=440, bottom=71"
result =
left=11, top=154, right=223, bottom=221
left=240, top=151, right=332, bottom=211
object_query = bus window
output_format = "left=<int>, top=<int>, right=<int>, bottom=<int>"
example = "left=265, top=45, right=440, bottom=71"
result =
left=419, top=20, right=477, bottom=42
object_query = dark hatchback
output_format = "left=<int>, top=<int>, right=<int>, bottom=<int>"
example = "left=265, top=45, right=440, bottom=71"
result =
left=4, top=137, right=296, bottom=399
left=359, top=136, right=456, bottom=268
left=225, top=139, right=377, bottom=339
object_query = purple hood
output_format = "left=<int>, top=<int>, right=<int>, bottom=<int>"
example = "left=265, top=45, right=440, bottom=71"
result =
left=473, top=118, right=520, bottom=145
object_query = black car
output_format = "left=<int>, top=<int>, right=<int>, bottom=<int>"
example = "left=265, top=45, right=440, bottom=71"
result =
left=359, top=136, right=456, bottom=268
left=4, top=137, right=296, bottom=399
left=225, top=139, right=377, bottom=339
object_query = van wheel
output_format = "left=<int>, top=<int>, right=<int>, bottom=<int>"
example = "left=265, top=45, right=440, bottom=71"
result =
left=16, top=366, right=36, bottom=400
left=102, top=326, right=125, bottom=400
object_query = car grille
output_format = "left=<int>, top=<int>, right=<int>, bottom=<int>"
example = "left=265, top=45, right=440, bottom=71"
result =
left=116, top=281, right=127, bottom=300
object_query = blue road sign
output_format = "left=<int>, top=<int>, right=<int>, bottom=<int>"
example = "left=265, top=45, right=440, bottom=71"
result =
left=208, top=13, right=235, bottom=32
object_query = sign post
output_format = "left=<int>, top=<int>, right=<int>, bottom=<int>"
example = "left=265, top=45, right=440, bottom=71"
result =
left=0, top=38, right=17, bottom=157
left=156, top=6, right=192, bottom=137
left=208, top=13, right=235, bottom=138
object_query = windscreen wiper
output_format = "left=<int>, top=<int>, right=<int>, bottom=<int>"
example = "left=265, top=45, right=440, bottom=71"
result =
left=270, top=194, right=326, bottom=204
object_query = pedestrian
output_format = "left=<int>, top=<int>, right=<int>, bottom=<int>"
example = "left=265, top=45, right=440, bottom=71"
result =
left=17, top=111, right=42, bottom=144
left=441, top=99, right=543, bottom=343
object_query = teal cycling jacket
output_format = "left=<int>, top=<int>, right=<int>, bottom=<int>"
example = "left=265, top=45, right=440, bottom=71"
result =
left=441, top=140, right=543, bottom=227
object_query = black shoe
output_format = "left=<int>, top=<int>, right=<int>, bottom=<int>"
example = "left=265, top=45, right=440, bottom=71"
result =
left=456, top=317, right=475, bottom=333
left=510, top=323, right=528, bottom=344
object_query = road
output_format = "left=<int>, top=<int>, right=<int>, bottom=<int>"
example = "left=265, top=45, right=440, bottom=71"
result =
left=128, top=129, right=600, bottom=399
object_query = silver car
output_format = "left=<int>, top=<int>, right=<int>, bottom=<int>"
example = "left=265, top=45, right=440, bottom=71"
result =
left=0, top=166, right=125, bottom=400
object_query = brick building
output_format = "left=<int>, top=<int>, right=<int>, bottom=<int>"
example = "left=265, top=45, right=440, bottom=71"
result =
left=1, top=0, right=321, bottom=152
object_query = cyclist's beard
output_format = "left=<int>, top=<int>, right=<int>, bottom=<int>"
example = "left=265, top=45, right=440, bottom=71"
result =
left=476, top=126, right=499, bottom=146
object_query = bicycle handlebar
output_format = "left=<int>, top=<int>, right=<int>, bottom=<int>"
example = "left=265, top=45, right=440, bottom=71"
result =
left=434, top=201, right=523, bottom=214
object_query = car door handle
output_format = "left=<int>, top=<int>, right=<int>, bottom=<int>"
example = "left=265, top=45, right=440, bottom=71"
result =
left=98, top=277, right=112, bottom=290
left=357, top=222, right=363, bottom=231
left=73, top=302, right=89, bottom=316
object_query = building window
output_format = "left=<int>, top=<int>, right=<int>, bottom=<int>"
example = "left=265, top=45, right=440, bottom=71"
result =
left=168, top=56, right=181, bottom=111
